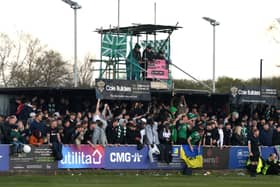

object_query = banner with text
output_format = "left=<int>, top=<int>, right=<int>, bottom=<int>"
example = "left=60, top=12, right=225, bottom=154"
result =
left=95, top=79, right=151, bottom=101
left=10, top=145, right=57, bottom=170
left=230, top=87, right=278, bottom=105
left=105, top=146, right=150, bottom=169
left=58, top=145, right=105, bottom=169
left=104, top=145, right=184, bottom=170
left=147, top=60, right=168, bottom=80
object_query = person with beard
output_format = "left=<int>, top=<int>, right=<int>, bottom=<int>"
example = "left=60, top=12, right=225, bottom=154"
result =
left=158, top=122, right=172, bottom=164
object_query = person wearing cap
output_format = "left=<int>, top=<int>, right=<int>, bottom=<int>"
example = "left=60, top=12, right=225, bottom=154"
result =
left=169, top=106, right=177, bottom=119
left=142, top=44, right=155, bottom=79
left=126, top=43, right=142, bottom=80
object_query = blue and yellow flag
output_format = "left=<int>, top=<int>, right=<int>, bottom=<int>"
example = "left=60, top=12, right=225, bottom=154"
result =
left=180, top=145, right=203, bottom=168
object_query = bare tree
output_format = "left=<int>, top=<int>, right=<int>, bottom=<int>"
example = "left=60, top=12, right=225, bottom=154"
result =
left=78, top=53, right=94, bottom=87
left=10, top=50, right=71, bottom=87
left=8, top=33, right=46, bottom=87
left=0, top=33, right=15, bottom=86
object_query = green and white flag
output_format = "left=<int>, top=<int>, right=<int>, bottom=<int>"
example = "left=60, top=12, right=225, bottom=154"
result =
left=141, top=40, right=170, bottom=59
left=101, top=34, right=127, bottom=58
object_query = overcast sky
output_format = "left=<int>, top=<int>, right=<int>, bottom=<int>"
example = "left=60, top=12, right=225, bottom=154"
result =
left=1, top=0, right=280, bottom=80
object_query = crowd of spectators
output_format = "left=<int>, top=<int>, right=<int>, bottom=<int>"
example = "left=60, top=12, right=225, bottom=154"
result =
left=0, top=95, right=280, bottom=161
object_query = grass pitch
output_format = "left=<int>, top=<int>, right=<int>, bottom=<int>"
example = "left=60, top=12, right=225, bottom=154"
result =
left=0, top=173, right=279, bottom=187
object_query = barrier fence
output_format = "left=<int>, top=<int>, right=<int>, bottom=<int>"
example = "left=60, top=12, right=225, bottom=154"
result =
left=0, top=144, right=278, bottom=172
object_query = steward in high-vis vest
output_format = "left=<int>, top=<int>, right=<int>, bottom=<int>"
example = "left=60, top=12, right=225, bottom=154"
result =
left=246, top=157, right=264, bottom=174
left=248, top=129, right=261, bottom=177
left=262, top=153, right=280, bottom=175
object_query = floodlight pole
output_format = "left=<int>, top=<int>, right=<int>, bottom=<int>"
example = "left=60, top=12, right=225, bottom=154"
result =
left=62, top=0, right=81, bottom=88
left=203, top=17, right=220, bottom=93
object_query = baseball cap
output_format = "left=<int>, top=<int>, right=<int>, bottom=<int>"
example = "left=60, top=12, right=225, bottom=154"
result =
left=141, top=118, right=147, bottom=123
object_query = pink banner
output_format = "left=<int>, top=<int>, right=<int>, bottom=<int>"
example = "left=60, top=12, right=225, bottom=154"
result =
left=147, top=59, right=168, bottom=80
left=58, top=145, right=105, bottom=168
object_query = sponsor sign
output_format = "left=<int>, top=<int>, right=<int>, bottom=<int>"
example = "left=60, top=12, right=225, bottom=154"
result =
left=58, top=145, right=105, bottom=169
left=105, top=145, right=184, bottom=170
left=230, top=87, right=278, bottom=105
left=95, top=79, right=151, bottom=101
left=0, top=145, right=9, bottom=171
left=147, top=60, right=168, bottom=80
left=10, top=145, right=57, bottom=170
left=203, top=147, right=230, bottom=169
left=105, top=146, right=150, bottom=169
left=228, top=146, right=249, bottom=169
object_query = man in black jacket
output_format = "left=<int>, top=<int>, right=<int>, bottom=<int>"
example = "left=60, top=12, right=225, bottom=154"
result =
left=106, top=119, right=119, bottom=144
left=272, top=125, right=280, bottom=145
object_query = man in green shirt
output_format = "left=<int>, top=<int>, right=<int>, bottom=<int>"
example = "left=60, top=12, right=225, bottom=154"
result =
left=176, top=115, right=190, bottom=145
left=187, top=129, right=204, bottom=152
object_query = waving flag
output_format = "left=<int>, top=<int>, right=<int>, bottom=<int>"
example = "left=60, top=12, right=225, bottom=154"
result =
left=101, top=34, right=127, bottom=58
left=180, top=145, right=203, bottom=168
